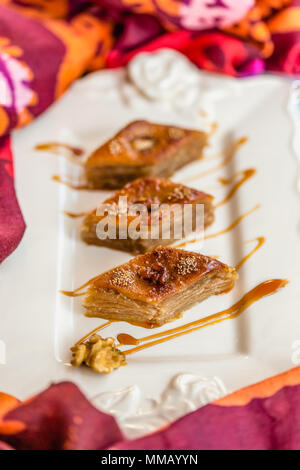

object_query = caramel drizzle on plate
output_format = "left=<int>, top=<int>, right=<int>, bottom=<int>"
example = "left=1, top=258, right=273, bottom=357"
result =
left=214, top=168, right=256, bottom=208
left=117, top=279, right=288, bottom=354
left=175, top=204, right=260, bottom=248
left=75, top=321, right=113, bottom=346
left=60, top=272, right=103, bottom=297
left=235, top=237, right=266, bottom=271
left=63, top=210, right=88, bottom=218
left=35, top=142, right=83, bottom=157
left=204, top=203, right=260, bottom=240
left=208, top=122, right=218, bottom=137
left=60, top=290, right=85, bottom=297
left=183, top=136, right=248, bottom=183
left=52, top=175, right=91, bottom=191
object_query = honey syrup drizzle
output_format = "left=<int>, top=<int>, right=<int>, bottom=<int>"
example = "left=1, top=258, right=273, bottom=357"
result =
left=214, top=168, right=256, bottom=208
left=235, top=237, right=265, bottom=271
left=118, top=279, right=288, bottom=354
left=52, top=175, right=90, bottom=191
left=183, top=136, right=248, bottom=183
left=218, top=169, right=250, bottom=186
left=75, top=321, right=113, bottom=346
left=60, top=272, right=103, bottom=297
left=60, top=290, right=85, bottom=297
left=64, top=211, right=88, bottom=218
left=175, top=204, right=260, bottom=248
left=116, top=239, right=266, bottom=347
left=208, top=122, right=218, bottom=137
left=35, top=142, right=83, bottom=157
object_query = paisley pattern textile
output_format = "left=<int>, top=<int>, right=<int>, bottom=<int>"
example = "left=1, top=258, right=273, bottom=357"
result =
left=0, top=0, right=299, bottom=140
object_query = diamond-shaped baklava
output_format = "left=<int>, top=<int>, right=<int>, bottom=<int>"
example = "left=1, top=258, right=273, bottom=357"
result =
left=84, top=121, right=208, bottom=189
left=81, top=177, right=214, bottom=254
left=83, top=246, right=238, bottom=328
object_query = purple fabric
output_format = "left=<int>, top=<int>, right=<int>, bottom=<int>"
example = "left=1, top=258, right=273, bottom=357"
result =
left=0, top=138, right=25, bottom=264
left=112, top=385, right=300, bottom=450
left=0, top=4, right=65, bottom=125
left=0, top=382, right=123, bottom=450
left=115, top=14, right=164, bottom=51
left=268, top=32, right=300, bottom=74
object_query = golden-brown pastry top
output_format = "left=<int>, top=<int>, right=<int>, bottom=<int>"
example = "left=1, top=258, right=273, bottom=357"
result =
left=87, top=177, right=213, bottom=222
left=106, top=177, right=212, bottom=206
left=91, top=246, right=237, bottom=304
left=85, top=121, right=207, bottom=168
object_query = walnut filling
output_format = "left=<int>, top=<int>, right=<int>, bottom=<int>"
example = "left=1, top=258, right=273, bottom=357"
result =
left=137, top=263, right=170, bottom=285
left=131, top=136, right=155, bottom=151
left=109, top=139, right=123, bottom=155
left=167, top=186, right=192, bottom=201
left=168, top=127, right=186, bottom=140
left=71, top=334, right=126, bottom=374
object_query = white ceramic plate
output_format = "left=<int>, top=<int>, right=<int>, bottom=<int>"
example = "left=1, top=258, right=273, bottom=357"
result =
left=2, top=52, right=300, bottom=438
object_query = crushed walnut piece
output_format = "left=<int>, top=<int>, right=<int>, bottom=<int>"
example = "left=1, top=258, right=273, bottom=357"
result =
left=137, top=251, right=171, bottom=285
left=138, top=264, right=170, bottom=285
left=167, top=185, right=191, bottom=201
left=132, top=137, right=155, bottom=151
left=111, top=268, right=135, bottom=288
left=71, top=334, right=127, bottom=374
left=109, top=139, right=123, bottom=155
left=176, top=255, right=198, bottom=275
left=168, top=127, right=185, bottom=140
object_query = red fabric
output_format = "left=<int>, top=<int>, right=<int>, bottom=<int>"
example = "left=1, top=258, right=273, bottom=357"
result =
left=0, top=138, right=25, bottom=264
left=108, top=30, right=266, bottom=76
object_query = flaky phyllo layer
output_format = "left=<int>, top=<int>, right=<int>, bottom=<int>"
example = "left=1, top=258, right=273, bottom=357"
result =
left=81, top=177, right=215, bottom=254
left=83, top=247, right=238, bottom=327
left=84, top=121, right=208, bottom=189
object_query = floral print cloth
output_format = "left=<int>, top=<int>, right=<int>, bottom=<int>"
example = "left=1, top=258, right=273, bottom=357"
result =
left=0, top=0, right=299, bottom=140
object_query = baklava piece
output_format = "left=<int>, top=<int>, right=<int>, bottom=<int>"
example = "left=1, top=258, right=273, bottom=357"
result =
left=81, top=177, right=215, bottom=254
left=84, top=120, right=208, bottom=189
left=83, top=247, right=238, bottom=328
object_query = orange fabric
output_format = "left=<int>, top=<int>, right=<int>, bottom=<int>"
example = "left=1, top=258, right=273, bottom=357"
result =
left=45, top=14, right=114, bottom=98
left=224, top=0, right=293, bottom=57
left=215, top=366, right=300, bottom=407
left=268, top=7, right=300, bottom=32
left=0, top=392, right=25, bottom=435
left=0, top=0, right=69, bottom=19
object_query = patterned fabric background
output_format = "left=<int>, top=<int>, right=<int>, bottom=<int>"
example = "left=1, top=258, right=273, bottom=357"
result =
left=0, top=0, right=299, bottom=139
left=0, top=1, right=300, bottom=450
